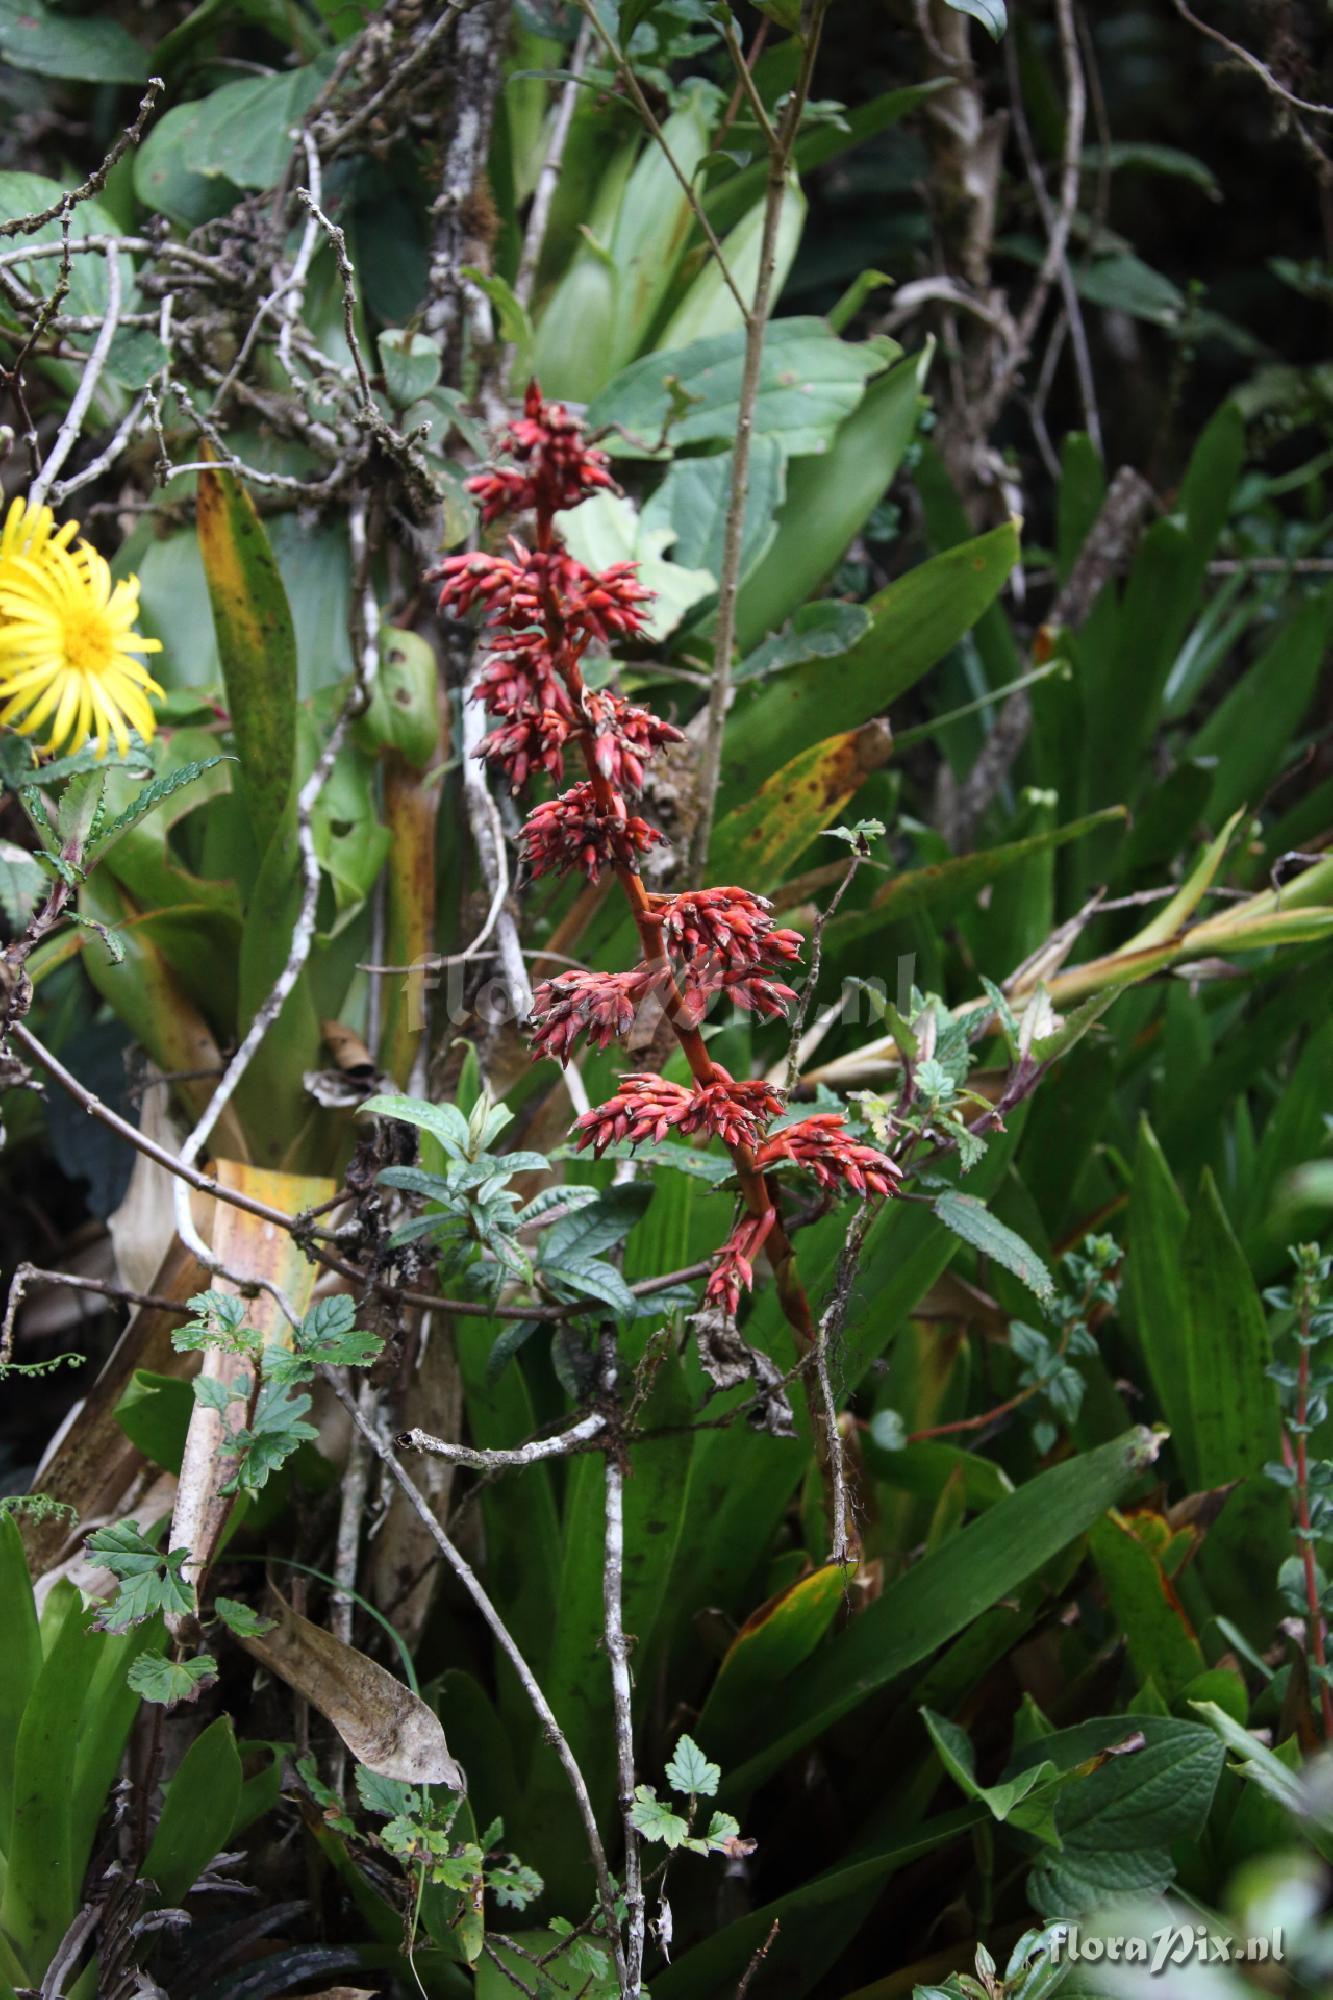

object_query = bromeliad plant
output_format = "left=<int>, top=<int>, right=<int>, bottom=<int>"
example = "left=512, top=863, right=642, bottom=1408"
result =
left=436, top=387, right=902, bottom=1349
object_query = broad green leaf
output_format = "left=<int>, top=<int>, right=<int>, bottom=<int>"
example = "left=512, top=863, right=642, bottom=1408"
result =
left=143, top=1716, right=243, bottom=1906
left=734, top=601, right=872, bottom=684
left=607, top=82, right=714, bottom=369
left=921, top=1708, right=1058, bottom=1839
left=556, top=490, right=714, bottom=641
left=1180, top=1170, right=1287, bottom=1636
left=1191, top=1702, right=1333, bottom=1862
left=586, top=317, right=884, bottom=459
left=1089, top=1515, right=1206, bottom=1703
left=696, top=1564, right=848, bottom=1751
left=658, top=177, right=806, bottom=353
left=196, top=452, right=298, bottom=856
left=707, top=726, right=895, bottom=892
left=0, top=1589, right=104, bottom=1972
left=1082, top=140, right=1220, bottom=198
left=355, top=627, right=440, bottom=771
left=932, top=1192, right=1054, bottom=1304
left=181, top=62, right=331, bottom=188
left=733, top=343, right=929, bottom=654
left=378, top=329, right=442, bottom=407
left=1022, top=1717, right=1225, bottom=1914
left=0, top=0, right=146, bottom=79
left=721, top=517, right=1020, bottom=802
left=0, top=173, right=135, bottom=321
left=721, top=1429, right=1161, bottom=1794
left=641, top=435, right=785, bottom=587
left=0, top=1516, right=41, bottom=1854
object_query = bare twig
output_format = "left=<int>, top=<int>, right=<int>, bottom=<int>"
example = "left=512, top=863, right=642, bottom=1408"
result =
left=0, top=1262, right=189, bottom=1366
left=601, top=1333, right=644, bottom=1997
left=1169, top=0, right=1333, bottom=118
left=398, top=1412, right=606, bottom=1467
left=784, top=845, right=866, bottom=1097
left=27, top=247, right=122, bottom=511
left=814, top=1201, right=874, bottom=1565
left=0, top=79, right=163, bottom=239
left=687, top=2, right=832, bottom=879
left=513, top=19, right=594, bottom=312
left=329, top=1377, right=628, bottom=1991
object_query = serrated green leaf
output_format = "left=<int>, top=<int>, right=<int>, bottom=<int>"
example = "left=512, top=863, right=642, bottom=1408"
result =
left=666, top=1735, right=721, bottom=1798
left=630, top=1784, right=690, bottom=1847
left=932, top=1192, right=1054, bottom=1304
left=90, top=758, right=231, bottom=860
left=86, top=1523, right=195, bottom=1631
left=127, top=1653, right=218, bottom=1707
left=212, top=1597, right=277, bottom=1639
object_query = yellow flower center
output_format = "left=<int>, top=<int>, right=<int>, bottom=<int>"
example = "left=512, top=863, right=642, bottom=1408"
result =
left=59, top=604, right=117, bottom=677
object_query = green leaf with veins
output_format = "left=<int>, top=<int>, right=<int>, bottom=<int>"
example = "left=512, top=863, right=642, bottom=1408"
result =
left=631, top=1785, right=691, bottom=1847
left=220, top=1381, right=318, bottom=1493
left=212, top=1596, right=277, bottom=1638
left=87, top=1522, right=195, bottom=1631
left=666, top=1735, right=721, bottom=1798
left=128, top=1652, right=218, bottom=1706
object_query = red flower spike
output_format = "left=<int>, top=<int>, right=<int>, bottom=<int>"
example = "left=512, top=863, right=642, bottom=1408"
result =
left=467, top=383, right=619, bottom=523
left=519, top=781, right=665, bottom=882
left=585, top=690, right=684, bottom=795
left=705, top=1209, right=778, bottom=1317
left=679, top=961, right=800, bottom=1027
left=476, top=706, right=574, bottom=790
left=650, top=887, right=804, bottom=973
left=439, top=544, right=653, bottom=648
left=756, top=1113, right=902, bottom=1198
left=528, top=966, right=665, bottom=1064
left=572, top=1066, right=784, bottom=1157
left=474, top=644, right=574, bottom=722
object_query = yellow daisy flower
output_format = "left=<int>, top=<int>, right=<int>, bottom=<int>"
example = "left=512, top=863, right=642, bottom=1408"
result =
left=0, top=535, right=163, bottom=758
left=0, top=493, right=79, bottom=576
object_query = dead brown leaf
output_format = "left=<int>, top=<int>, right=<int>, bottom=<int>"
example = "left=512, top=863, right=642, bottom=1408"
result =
left=236, top=1580, right=463, bottom=1787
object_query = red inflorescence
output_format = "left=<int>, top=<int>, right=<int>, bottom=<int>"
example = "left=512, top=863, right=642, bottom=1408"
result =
left=705, top=1209, right=778, bottom=1317
left=572, top=1065, right=785, bottom=1157
left=437, top=544, right=653, bottom=649
left=520, top=781, right=665, bottom=882
left=438, top=380, right=901, bottom=1329
left=476, top=706, right=574, bottom=790
left=756, top=1113, right=902, bottom=1198
left=467, top=382, right=619, bottom=525
left=677, top=960, right=801, bottom=1028
left=528, top=965, right=664, bottom=1064
left=585, top=690, right=684, bottom=796
left=474, top=642, right=573, bottom=721
left=651, top=886, right=804, bottom=971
